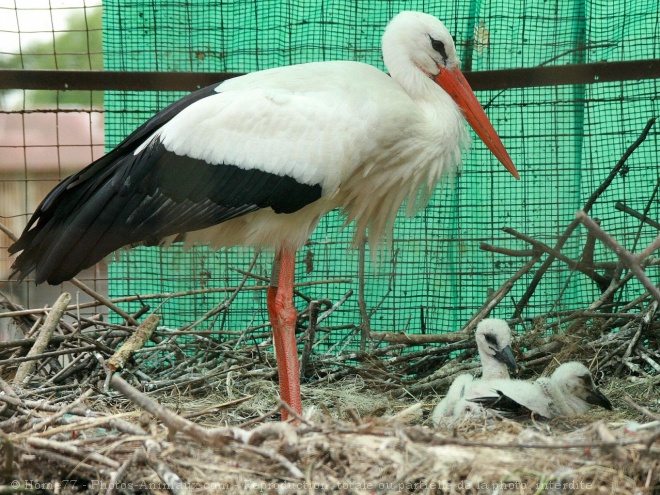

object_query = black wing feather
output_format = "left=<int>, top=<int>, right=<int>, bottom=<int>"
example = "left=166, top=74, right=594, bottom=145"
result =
left=469, top=391, right=536, bottom=417
left=9, top=85, right=323, bottom=285
left=469, top=390, right=550, bottom=419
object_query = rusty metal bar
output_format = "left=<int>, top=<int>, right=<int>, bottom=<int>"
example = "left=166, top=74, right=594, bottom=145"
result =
left=0, top=59, right=658, bottom=92
left=0, top=69, right=238, bottom=91
left=468, top=59, right=660, bottom=90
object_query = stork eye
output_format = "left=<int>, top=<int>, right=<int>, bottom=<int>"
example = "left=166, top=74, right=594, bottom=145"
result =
left=484, top=334, right=497, bottom=346
left=580, top=374, right=594, bottom=386
left=430, top=36, right=448, bottom=64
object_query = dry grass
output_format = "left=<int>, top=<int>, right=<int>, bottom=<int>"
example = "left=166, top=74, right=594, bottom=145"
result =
left=0, top=374, right=657, bottom=495
left=0, top=313, right=657, bottom=495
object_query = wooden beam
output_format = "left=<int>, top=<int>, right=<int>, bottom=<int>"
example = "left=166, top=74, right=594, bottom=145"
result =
left=0, top=59, right=658, bottom=92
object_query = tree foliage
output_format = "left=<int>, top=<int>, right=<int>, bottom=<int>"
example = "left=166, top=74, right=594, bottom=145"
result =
left=1, top=8, right=103, bottom=108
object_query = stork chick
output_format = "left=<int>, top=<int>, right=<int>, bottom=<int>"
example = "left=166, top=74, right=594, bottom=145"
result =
left=431, top=319, right=519, bottom=425
left=464, top=361, right=612, bottom=419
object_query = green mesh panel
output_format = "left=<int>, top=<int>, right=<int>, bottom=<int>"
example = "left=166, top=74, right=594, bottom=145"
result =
left=103, top=0, right=660, bottom=339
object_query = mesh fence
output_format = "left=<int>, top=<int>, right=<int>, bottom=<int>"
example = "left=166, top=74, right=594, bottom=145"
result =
left=101, top=0, right=660, bottom=341
left=0, top=2, right=105, bottom=324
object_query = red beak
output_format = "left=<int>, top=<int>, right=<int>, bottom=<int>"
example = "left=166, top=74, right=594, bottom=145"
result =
left=435, top=67, right=519, bottom=180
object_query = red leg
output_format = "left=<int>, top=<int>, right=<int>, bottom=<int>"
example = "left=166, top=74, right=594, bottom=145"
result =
left=267, top=248, right=302, bottom=420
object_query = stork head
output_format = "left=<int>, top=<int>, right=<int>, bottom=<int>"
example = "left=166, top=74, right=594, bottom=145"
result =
left=475, top=318, right=520, bottom=375
left=551, top=362, right=613, bottom=411
left=382, top=11, right=519, bottom=179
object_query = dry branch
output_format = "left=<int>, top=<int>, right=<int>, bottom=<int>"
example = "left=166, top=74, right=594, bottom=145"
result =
left=369, top=331, right=468, bottom=344
left=13, top=292, right=71, bottom=387
left=357, top=236, right=371, bottom=351
left=106, top=314, right=161, bottom=372
left=466, top=252, right=542, bottom=331
left=27, top=437, right=121, bottom=469
left=576, top=210, right=660, bottom=303
left=110, top=374, right=250, bottom=446
left=0, top=280, right=352, bottom=320
left=69, top=278, right=139, bottom=326
left=513, top=117, right=657, bottom=317
left=503, top=226, right=611, bottom=288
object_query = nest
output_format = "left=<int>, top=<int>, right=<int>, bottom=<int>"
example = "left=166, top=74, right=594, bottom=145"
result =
left=0, top=255, right=659, bottom=494
left=0, top=373, right=657, bottom=495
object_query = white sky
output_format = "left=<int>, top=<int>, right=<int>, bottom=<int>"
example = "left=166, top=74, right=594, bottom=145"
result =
left=0, top=0, right=102, bottom=56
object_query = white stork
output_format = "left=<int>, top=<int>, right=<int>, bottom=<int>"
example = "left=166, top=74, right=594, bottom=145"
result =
left=462, top=362, right=613, bottom=419
left=431, top=319, right=519, bottom=424
left=9, top=11, right=519, bottom=419
left=473, top=319, right=519, bottom=380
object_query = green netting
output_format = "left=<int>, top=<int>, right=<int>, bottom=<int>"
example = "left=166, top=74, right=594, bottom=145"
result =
left=103, top=0, right=660, bottom=339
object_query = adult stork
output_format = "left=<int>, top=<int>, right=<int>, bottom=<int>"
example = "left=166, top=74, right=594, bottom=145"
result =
left=9, top=11, right=519, bottom=419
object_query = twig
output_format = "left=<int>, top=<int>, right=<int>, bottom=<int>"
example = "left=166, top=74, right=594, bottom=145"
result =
left=637, top=234, right=660, bottom=260
left=479, top=243, right=537, bottom=257
left=41, top=350, right=97, bottom=387
left=183, top=252, right=259, bottom=331
left=236, top=443, right=304, bottom=479
left=617, top=357, right=650, bottom=376
left=0, top=397, right=88, bottom=417
left=585, top=117, right=657, bottom=212
left=23, top=448, right=103, bottom=477
left=514, top=117, right=656, bottom=317
left=0, top=346, right=98, bottom=368
left=503, top=227, right=611, bottom=288
left=110, top=374, right=249, bottom=446
left=248, top=420, right=301, bottom=450
left=277, top=399, right=312, bottom=426
left=317, top=290, right=354, bottom=324
left=26, top=437, right=120, bottom=469
left=466, top=252, right=542, bottom=330
left=14, top=292, right=72, bottom=387
left=69, top=278, right=139, bottom=326
left=106, top=314, right=161, bottom=372
left=106, top=451, right=138, bottom=495
left=636, top=348, right=660, bottom=373
left=28, top=389, right=94, bottom=433
left=367, top=331, right=468, bottom=344
left=143, top=440, right=190, bottom=495
left=300, top=300, right=324, bottom=379
left=620, top=302, right=656, bottom=374
left=181, top=395, right=255, bottom=419
left=233, top=266, right=311, bottom=302
left=0, top=290, right=38, bottom=335
left=576, top=211, right=660, bottom=303
left=17, top=412, right=143, bottom=440
left=512, top=218, right=581, bottom=319
left=581, top=221, right=600, bottom=272
left=237, top=405, right=283, bottom=428
left=0, top=222, right=18, bottom=243
left=0, top=280, right=352, bottom=320
left=615, top=201, right=660, bottom=230
left=624, top=396, right=660, bottom=421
